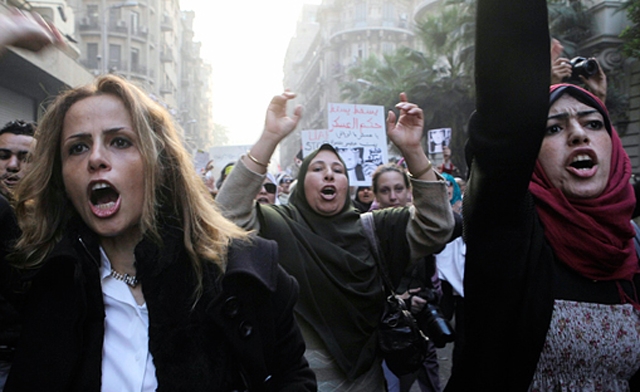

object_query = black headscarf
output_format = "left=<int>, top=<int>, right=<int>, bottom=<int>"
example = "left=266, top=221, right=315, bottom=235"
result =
left=353, top=187, right=373, bottom=212
left=256, top=144, right=385, bottom=380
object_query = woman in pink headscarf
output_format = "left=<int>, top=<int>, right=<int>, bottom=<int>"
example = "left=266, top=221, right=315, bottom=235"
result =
left=446, top=0, right=640, bottom=390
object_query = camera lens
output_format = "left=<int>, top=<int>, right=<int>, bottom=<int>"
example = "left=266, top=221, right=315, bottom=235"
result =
left=583, top=59, right=598, bottom=77
left=420, top=304, right=456, bottom=348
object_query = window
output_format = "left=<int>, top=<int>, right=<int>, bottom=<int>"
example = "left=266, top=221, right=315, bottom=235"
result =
left=355, top=1, right=367, bottom=26
left=87, top=43, right=98, bottom=68
left=109, top=44, right=121, bottom=71
left=130, top=11, right=139, bottom=34
left=87, top=4, right=99, bottom=25
left=108, top=7, right=122, bottom=28
left=131, top=48, right=139, bottom=72
left=382, top=3, right=395, bottom=26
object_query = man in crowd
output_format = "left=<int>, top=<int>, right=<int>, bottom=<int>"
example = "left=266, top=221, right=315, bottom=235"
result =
left=0, top=120, right=35, bottom=198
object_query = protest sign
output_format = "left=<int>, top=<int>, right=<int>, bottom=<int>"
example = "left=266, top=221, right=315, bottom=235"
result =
left=300, top=103, right=388, bottom=186
left=194, top=150, right=210, bottom=174
left=427, top=128, right=451, bottom=154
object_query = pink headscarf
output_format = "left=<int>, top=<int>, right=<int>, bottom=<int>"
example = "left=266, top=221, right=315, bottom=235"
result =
left=529, top=84, right=639, bottom=285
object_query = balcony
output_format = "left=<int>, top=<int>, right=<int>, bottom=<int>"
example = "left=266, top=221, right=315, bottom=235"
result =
left=130, top=63, right=148, bottom=76
left=160, top=16, right=173, bottom=32
left=160, top=49, right=173, bottom=63
left=414, top=0, right=443, bottom=22
left=108, top=20, right=128, bottom=34
left=329, top=18, right=413, bottom=41
left=78, top=17, right=100, bottom=32
left=134, top=26, right=149, bottom=40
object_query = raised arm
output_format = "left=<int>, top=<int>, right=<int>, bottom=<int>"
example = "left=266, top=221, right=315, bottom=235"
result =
left=467, top=0, right=550, bottom=222
left=243, top=92, right=302, bottom=174
left=386, top=93, right=454, bottom=259
left=386, top=93, right=437, bottom=181
left=216, top=92, right=302, bottom=229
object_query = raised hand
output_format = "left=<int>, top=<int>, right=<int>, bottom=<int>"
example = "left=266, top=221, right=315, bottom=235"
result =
left=551, top=57, right=572, bottom=85
left=385, top=93, right=436, bottom=181
left=245, top=91, right=303, bottom=174
left=0, top=9, right=65, bottom=52
left=386, top=92, right=425, bottom=153
left=263, top=91, right=303, bottom=143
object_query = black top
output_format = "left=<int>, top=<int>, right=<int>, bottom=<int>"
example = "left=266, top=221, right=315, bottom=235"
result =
left=445, top=0, right=640, bottom=390
left=6, top=220, right=316, bottom=391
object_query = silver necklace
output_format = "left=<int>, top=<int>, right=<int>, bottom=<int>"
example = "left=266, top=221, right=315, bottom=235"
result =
left=110, top=268, right=139, bottom=288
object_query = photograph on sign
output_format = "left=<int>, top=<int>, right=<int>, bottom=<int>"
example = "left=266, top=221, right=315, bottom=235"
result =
left=301, top=129, right=387, bottom=187
left=428, top=128, right=451, bottom=154
left=336, top=146, right=384, bottom=184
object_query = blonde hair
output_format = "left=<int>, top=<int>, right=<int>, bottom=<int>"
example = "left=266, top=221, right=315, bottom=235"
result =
left=14, top=75, right=247, bottom=294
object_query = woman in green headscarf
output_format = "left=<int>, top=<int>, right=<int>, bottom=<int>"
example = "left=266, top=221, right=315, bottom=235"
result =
left=217, top=92, right=454, bottom=391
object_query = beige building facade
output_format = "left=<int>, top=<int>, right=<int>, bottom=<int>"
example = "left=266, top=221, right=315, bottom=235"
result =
left=0, top=1, right=93, bottom=125
left=49, top=0, right=213, bottom=152
left=282, top=0, right=417, bottom=172
left=283, top=0, right=640, bottom=176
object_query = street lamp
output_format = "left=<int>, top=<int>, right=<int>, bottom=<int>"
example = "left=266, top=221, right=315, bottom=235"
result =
left=102, top=0, right=139, bottom=74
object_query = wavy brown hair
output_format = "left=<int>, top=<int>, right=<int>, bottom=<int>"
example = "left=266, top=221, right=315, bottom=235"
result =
left=13, top=75, right=247, bottom=294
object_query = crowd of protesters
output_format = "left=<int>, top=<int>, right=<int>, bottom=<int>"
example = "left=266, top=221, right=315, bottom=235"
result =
left=1, top=0, right=639, bottom=391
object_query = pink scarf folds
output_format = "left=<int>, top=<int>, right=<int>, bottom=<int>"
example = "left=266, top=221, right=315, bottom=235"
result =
left=529, top=85, right=639, bottom=282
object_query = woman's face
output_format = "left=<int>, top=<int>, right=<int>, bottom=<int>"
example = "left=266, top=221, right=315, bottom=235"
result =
left=375, top=171, right=410, bottom=208
left=61, top=94, right=145, bottom=241
left=538, top=94, right=611, bottom=199
left=255, top=178, right=277, bottom=205
left=303, top=150, right=349, bottom=216
left=357, top=187, right=374, bottom=204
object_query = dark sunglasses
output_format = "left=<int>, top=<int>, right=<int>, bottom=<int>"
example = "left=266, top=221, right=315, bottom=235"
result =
left=263, top=183, right=277, bottom=194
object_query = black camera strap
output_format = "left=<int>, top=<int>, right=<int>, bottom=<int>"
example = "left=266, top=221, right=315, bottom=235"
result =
left=360, top=212, right=396, bottom=296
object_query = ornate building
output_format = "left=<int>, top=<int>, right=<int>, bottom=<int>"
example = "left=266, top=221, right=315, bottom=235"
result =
left=282, top=0, right=417, bottom=171
left=62, top=0, right=213, bottom=152
left=282, top=0, right=640, bottom=175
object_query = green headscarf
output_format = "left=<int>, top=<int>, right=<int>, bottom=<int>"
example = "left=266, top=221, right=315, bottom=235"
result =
left=257, top=144, right=385, bottom=380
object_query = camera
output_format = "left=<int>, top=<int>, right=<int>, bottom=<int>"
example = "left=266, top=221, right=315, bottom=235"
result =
left=415, top=288, right=456, bottom=348
left=567, top=56, right=599, bottom=81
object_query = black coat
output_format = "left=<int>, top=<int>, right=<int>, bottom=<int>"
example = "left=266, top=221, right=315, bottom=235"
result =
left=446, top=0, right=640, bottom=390
left=5, top=221, right=316, bottom=391
left=0, top=196, right=20, bottom=357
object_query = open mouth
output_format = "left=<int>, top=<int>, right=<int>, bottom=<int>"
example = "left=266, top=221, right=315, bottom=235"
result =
left=256, top=197, right=270, bottom=204
left=89, top=182, right=121, bottom=217
left=2, top=175, right=19, bottom=187
left=569, top=154, right=595, bottom=170
left=321, top=187, right=336, bottom=196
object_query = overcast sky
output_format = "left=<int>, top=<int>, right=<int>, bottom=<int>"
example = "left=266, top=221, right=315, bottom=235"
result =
left=179, top=0, right=322, bottom=146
